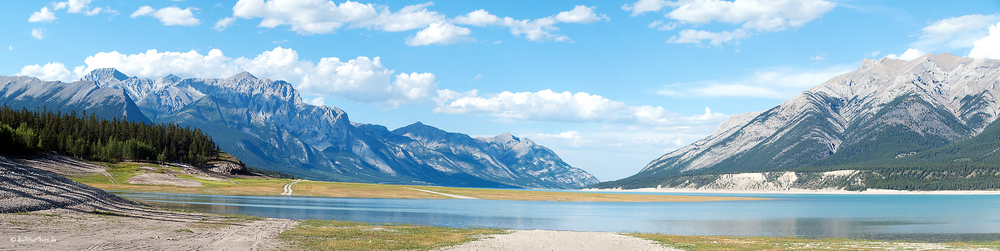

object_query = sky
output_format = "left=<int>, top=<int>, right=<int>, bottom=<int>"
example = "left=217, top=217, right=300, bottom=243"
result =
left=3, top=0, right=1000, bottom=182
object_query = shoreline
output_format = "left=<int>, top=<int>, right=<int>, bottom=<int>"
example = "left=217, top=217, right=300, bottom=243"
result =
left=582, top=187, right=1000, bottom=195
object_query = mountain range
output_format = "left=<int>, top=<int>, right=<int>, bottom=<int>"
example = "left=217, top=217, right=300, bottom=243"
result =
left=0, top=69, right=598, bottom=189
left=598, top=53, right=1000, bottom=189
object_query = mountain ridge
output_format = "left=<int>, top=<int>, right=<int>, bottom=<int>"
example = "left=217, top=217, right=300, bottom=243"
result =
left=599, top=53, right=1000, bottom=189
left=4, top=69, right=598, bottom=189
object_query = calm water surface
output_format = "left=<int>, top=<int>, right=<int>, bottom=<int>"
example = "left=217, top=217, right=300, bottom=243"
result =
left=112, top=191, right=1000, bottom=241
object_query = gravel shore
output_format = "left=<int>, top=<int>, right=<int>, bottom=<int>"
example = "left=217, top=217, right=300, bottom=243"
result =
left=0, top=155, right=295, bottom=250
left=0, top=156, right=132, bottom=213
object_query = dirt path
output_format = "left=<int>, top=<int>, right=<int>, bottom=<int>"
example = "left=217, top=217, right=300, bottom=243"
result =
left=100, top=171, right=119, bottom=184
left=406, top=188, right=479, bottom=199
left=281, top=180, right=302, bottom=196
left=437, top=230, right=681, bottom=251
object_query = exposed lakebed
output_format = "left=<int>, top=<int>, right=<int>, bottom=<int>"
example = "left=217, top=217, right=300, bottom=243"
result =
left=112, top=191, right=1000, bottom=242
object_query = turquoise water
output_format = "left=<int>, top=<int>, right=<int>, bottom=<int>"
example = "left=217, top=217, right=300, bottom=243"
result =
left=113, top=191, right=1000, bottom=241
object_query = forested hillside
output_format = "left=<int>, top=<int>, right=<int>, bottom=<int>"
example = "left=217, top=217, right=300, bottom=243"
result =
left=0, top=106, right=219, bottom=165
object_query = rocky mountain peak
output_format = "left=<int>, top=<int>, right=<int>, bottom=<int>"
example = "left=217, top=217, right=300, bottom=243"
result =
left=492, top=132, right=519, bottom=143
left=160, top=74, right=181, bottom=83
left=82, top=68, right=130, bottom=84
left=393, top=121, right=449, bottom=142
left=228, top=71, right=258, bottom=81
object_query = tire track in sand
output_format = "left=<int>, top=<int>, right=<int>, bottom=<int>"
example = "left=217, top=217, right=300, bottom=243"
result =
left=281, top=180, right=301, bottom=196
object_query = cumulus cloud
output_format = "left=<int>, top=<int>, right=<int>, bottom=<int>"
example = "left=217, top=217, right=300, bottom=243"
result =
left=658, top=64, right=854, bottom=99
left=810, top=52, right=826, bottom=61
left=131, top=6, right=201, bottom=26
left=622, top=0, right=674, bottom=16
left=886, top=48, right=927, bottom=61
left=31, top=28, right=46, bottom=40
left=969, top=21, right=1000, bottom=59
left=29, top=7, right=57, bottom=22
left=554, top=5, right=609, bottom=24
left=354, top=2, right=445, bottom=32
left=53, top=0, right=106, bottom=16
left=626, top=0, right=835, bottom=46
left=29, top=0, right=113, bottom=22
left=232, top=0, right=395, bottom=35
left=129, top=5, right=201, bottom=26
left=213, top=17, right=237, bottom=31
left=452, top=6, right=607, bottom=42
left=667, top=29, right=747, bottom=46
left=230, top=1, right=606, bottom=44
left=307, top=97, right=327, bottom=107
left=913, top=14, right=998, bottom=51
left=433, top=89, right=723, bottom=126
left=130, top=6, right=154, bottom=17
left=648, top=20, right=679, bottom=31
left=405, top=22, right=473, bottom=46
left=16, top=62, right=72, bottom=82
left=19, top=47, right=436, bottom=107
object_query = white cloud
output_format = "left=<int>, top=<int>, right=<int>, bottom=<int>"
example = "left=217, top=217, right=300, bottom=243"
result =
left=16, top=62, right=72, bottom=81
left=54, top=0, right=105, bottom=16
left=527, top=131, right=590, bottom=148
left=665, top=0, right=835, bottom=32
left=29, top=7, right=57, bottom=22
left=231, top=1, right=606, bottom=44
left=970, top=21, right=1000, bottom=59
left=451, top=9, right=497, bottom=26
left=31, top=28, right=46, bottom=40
left=667, top=29, right=747, bottom=46
left=622, top=0, right=674, bottom=16
left=390, top=72, right=437, bottom=104
left=886, top=48, right=927, bottom=61
left=130, top=6, right=155, bottom=18
left=405, top=22, right=473, bottom=46
left=232, top=0, right=378, bottom=35
left=7, top=46, right=11, bottom=51
left=213, top=17, right=237, bottom=31
left=451, top=6, right=609, bottom=42
left=648, top=20, right=679, bottom=31
left=913, top=14, right=998, bottom=51
left=866, top=51, right=881, bottom=58
left=626, top=0, right=835, bottom=45
left=658, top=64, right=854, bottom=99
left=810, top=52, right=826, bottom=61
left=307, top=97, right=326, bottom=107
left=354, top=2, right=445, bottom=32
left=433, top=89, right=722, bottom=126
left=33, top=47, right=435, bottom=107
left=555, top=5, right=608, bottom=24
left=131, top=6, right=201, bottom=26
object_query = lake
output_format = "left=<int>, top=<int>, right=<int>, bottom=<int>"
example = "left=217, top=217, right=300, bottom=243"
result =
left=112, top=191, right=1000, bottom=242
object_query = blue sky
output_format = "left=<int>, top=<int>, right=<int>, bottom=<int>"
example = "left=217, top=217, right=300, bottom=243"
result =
left=4, top=0, right=1000, bottom=181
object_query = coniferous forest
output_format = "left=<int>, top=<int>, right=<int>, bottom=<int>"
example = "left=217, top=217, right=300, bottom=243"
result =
left=0, top=105, right=219, bottom=165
